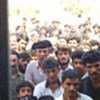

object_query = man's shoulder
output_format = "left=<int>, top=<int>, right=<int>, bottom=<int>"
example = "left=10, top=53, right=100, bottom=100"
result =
left=35, top=81, right=46, bottom=87
left=27, top=60, right=38, bottom=68
left=81, top=76, right=91, bottom=85
left=34, top=81, right=47, bottom=92
left=55, top=94, right=63, bottom=100
left=79, top=92, right=93, bottom=100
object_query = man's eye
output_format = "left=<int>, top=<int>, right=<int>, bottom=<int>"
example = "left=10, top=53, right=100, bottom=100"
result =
left=66, top=83, right=71, bottom=86
left=95, top=64, right=100, bottom=68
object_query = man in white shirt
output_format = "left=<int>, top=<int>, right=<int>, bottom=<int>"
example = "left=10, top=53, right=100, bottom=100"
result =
left=33, top=57, right=63, bottom=99
left=56, top=69, right=93, bottom=100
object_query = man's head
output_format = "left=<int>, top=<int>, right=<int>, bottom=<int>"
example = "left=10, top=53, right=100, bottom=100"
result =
left=9, top=33, right=18, bottom=51
left=82, top=50, right=100, bottom=80
left=67, top=36, right=80, bottom=52
left=10, top=51, right=19, bottom=68
left=43, top=57, right=60, bottom=83
left=32, top=40, right=52, bottom=62
left=17, top=36, right=29, bottom=53
left=62, top=69, right=80, bottom=99
left=18, top=52, right=31, bottom=73
left=71, top=50, right=85, bottom=78
left=55, top=46, right=71, bottom=69
left=16, top=81, right=34, bottom=98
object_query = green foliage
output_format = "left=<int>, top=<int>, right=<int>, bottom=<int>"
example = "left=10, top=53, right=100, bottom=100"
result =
left=60, top=0, right=91, bottom=17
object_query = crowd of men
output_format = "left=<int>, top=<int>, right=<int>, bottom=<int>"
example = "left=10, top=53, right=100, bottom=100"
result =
left=9, top=16, right=100, bottom=100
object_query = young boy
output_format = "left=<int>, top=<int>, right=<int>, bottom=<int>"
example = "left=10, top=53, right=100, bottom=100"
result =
left=16, top=81, right=35, bottom=100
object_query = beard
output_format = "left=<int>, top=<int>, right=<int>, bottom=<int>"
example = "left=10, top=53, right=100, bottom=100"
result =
left=58, top=59, right=69, bottom=66
left=68, top=91, right=78, bottom=99
left=58, top=59, right=70, bottom=70
left=90, top=72, right=100, bottom=79
left=18, top=65, right=27, bottom=74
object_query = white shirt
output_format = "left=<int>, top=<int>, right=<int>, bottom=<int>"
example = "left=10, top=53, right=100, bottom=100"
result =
left=56, top=92, right=93, bottom=100
left=33, top=81, right=63, bottom=99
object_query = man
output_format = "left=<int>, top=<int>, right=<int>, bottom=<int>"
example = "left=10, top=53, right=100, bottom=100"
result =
left=16, top=81, right=34, bottom=99
left=9, top=33, right=18, bottom=52
left=18, top=52, right=31, bottom=74
left=71, top=50, right=87, bottom=79
left=25, top=40, right=52, bottom=85
left=33, top=57, right=63, bottom=99
left=10, top=51, right=24, bottom=100
left=55, top=46, right=73, bottom=71
left=79, top=50, right=100, bottom=100
left=67, top=36, right=81, bottom=52
left=56, top=69, right=93, bottom=100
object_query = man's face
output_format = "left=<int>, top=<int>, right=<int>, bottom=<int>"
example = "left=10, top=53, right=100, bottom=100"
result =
left=18, top=87, right=32, bottom=97
left=10, top=54, right=18, bottom=67
left=9, top=36, right=18, bottom=50
left=57, top=51, right=70, bottom=65
left=18, top=58, right=30, bottom=73
left=85, top=61, right=100, bottom=79
left=68, top=39, right=78, bottom=52
left=62, top=78, right=80, bottom=99
left=44, top=67, right=59, bottom=83
left=72, top=58, right=85, bottom=77
left=36, top=48, right=49, bottom=61
left=18, top=39, right=27, bottom=50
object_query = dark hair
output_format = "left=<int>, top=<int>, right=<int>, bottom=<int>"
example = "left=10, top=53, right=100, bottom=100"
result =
left=16, top=81, right=34, bottom=94
left=90, top=40, right=100, bottom=46
left=43, top=57, right=59, bottom=69
left=39, top=95, right=54, bottom=100
left=10, top=50, right=19, bottom=58
left=67, top=36, right=81, bottom=44
left=82, top=50, right=100, bottom=66
left=18, top=52, right=31, bottom=60
left=62, top=69, right=80, bottom=82
left=71, top=50, right=85, bottom=60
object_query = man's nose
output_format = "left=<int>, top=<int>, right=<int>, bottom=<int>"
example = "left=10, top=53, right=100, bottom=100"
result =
left=91, top=67, right=97, bottom=72
left=69, top=85, right=76, bottom=91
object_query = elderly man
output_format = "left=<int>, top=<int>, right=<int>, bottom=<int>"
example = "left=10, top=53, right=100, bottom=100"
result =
left=25, top=40, right=52, bottom=85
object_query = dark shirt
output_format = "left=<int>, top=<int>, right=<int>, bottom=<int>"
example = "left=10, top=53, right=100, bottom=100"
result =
left=79, top=76, right=100, bottom=100
left=11, top=72, right=24, bottom=100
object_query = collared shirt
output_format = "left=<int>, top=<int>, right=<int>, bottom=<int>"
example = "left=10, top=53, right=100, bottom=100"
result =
left=33, top=80, right=63, bottom=99
left=59, top=64, right=74, bottom=81
left=25, top=60, right=46, bottom=85
left=79, top=76, right=100, bottom=100
left=56, top=92, right=93, bottom=100
left=11, top=71, right=24, bottom=100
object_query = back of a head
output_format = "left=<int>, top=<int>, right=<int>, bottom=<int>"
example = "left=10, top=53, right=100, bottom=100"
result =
left=39, top=95, right=54, bottom=100
left=62, top=69, right=80, bottom=82
left=82, top=49, right=100, bottom=66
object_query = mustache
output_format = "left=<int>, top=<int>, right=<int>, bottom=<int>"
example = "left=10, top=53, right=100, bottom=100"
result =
left=68, top=90, right=77, bottom=94
left=91, top=72, right=98, bottom=76
left=61, top=58, right=67, bottom=60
